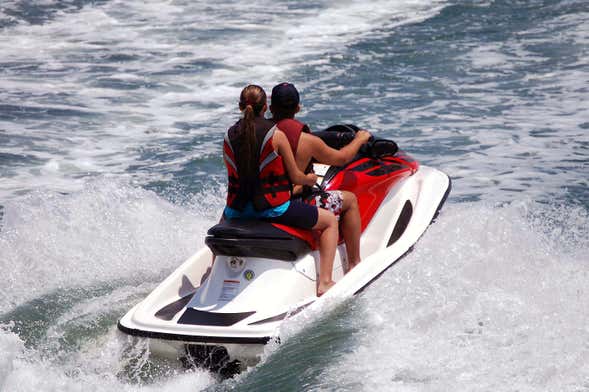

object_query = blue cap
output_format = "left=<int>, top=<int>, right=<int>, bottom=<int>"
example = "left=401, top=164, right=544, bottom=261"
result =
left=271, top=82, right=300, bottom=108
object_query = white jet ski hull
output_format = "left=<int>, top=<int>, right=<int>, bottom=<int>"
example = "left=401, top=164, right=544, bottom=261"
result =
left=118, top=165, right=450, bottom=369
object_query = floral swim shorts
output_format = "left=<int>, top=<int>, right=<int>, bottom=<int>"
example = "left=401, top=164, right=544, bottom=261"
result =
left=306, top=190, right=344, bottom=220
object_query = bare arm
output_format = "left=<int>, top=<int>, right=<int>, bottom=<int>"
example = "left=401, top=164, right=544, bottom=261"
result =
left=274, top=130, right=317, bottom=186
left=308, top=130, right=371, bottom=167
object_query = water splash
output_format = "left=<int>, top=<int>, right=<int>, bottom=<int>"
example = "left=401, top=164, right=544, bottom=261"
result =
left=314, top=201, right=589, bottom=390
left=0, top=178, right=218, bottom=313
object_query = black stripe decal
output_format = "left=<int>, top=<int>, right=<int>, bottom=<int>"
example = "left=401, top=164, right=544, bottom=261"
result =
left=178, top=309, right=255, bottom=326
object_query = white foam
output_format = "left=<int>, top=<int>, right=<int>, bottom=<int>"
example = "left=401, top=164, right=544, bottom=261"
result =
left=0, top=324, right=24, bottom=389
left=2, top=190, right=588, bottom=390
left=0, top=0, right=448, bottom=201
left=0, top=178, right=222, bottom=390
left=2, top=1, right=588, bottom=389
left=318, top=201, right=589, bottom=389
left=0, top=334, right=215, bottom=392
left=0, top=293, right=216, bottom=391
left=0, top=179, right=220, bottom=313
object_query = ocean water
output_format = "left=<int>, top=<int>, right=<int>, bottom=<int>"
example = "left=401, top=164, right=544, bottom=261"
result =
left=1, top=0, right=588, bottom=390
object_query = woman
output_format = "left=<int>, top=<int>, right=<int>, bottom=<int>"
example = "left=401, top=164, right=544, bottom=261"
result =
left=223, top=85, right=338, bottom=296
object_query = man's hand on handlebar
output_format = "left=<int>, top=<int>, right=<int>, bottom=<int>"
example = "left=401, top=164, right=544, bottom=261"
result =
left=355, top=130, right=371, bottom=144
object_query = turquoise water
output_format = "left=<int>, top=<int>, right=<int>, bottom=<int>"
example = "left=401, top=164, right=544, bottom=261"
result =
left=1, top=0, right=588, bottom=390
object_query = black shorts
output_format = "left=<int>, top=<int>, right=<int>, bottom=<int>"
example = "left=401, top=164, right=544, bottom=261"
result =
left=264, top=200, right=318, bottom=230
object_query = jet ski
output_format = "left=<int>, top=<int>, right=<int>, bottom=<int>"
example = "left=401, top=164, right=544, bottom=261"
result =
left=117, top=125, right=451, bottom=375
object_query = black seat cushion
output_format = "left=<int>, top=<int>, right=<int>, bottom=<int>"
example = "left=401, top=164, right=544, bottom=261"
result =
left=205, top=220, right=311, bottom=261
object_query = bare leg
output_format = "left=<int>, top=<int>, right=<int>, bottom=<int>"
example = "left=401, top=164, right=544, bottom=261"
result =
left=312, top=208, right=338, bottom=296
left=340, top=191, right=362, bottom=271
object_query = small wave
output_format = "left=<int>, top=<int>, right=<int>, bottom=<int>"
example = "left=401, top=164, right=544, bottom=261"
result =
left=0, top=178, right=223, bottom=390
left=311, top=201, right=589, bottom=390
left=0, top=325, right=215, bottom=392
left=0, top=178, right=220, bottom=314
left=0, top=0, right=108, bottom=27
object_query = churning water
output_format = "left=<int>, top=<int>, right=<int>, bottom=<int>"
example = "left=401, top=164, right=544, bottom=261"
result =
left=1, top=0, right=588, bottom=390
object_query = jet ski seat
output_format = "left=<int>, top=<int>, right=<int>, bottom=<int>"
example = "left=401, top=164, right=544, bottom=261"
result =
left=205, top=220, right=311, bottom=261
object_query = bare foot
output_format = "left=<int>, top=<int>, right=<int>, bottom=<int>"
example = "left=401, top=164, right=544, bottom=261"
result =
left=347, top=259, right=361, bottom=273
left=317, top=280, right=336, bottom=297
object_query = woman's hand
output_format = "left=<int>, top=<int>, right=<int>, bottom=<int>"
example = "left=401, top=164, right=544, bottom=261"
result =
left=304, top=173, right=319, bottom=186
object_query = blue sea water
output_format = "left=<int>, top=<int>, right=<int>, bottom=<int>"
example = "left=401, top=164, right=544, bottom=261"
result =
left=1, top=0, right=588, bottom=390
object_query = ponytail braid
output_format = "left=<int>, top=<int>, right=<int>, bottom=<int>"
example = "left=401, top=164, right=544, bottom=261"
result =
left=237, top=85, right=267, bottom=180
left=240, top=103, right=257, bottom=179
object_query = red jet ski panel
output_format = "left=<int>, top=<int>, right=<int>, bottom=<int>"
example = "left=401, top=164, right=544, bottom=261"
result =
left=271, top=151, right=418, bottom=250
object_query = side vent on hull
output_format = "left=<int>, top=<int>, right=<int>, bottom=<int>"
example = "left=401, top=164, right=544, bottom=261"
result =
left=387, top=200, right=413, bottom=247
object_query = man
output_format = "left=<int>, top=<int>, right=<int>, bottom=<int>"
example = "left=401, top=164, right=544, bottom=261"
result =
left=271, top=82, right=371, bottom=271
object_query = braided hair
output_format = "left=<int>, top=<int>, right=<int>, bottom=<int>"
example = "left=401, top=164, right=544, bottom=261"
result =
left=237, top=85, right=267, bottom=180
